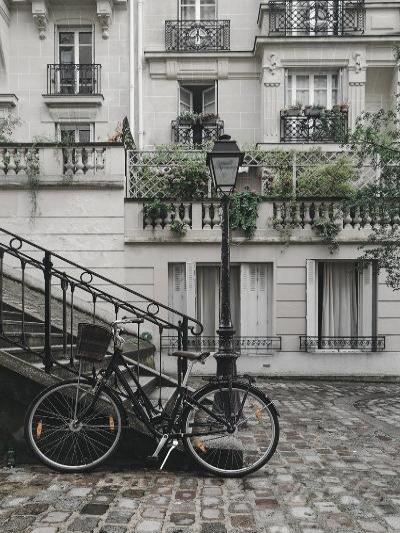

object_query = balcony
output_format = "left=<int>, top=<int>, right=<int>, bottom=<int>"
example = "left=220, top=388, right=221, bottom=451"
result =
left=165, top=20, right=230, bottom=52
left=0, top=143, right=123, bottom=182
left=268, top=0, right=365, bottom=36
left=300, top=336, right=385, bottom=352
left=162, top=335, right=282, bottom=355
left=172, top=118, right=224, bottom=146
left=46, top=64, right=102, bottom=95
left=280, top=109, right=348, bottom=143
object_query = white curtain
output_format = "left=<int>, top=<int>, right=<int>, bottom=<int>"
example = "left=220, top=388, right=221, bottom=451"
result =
left=197, top=266, right=240, bottom=338
left=321, top=262, right=358, bottom=337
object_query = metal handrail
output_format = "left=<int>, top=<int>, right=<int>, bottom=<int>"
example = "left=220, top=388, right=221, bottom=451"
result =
left=0, top=227, right=203, bottom=376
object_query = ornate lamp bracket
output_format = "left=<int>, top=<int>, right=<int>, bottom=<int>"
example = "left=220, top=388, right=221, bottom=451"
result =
left=97, top=0, right=113, bottom=39
left=32, top=0, right=48, bottom=40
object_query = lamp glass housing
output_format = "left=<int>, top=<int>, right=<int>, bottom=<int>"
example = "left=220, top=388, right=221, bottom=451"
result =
left=207, top=137, right=244, bottom=195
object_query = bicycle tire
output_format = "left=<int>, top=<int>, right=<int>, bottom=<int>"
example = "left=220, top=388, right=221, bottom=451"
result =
left=25, top=379, right=126, bottom=473
left=181, top=381, right=279, bottom=478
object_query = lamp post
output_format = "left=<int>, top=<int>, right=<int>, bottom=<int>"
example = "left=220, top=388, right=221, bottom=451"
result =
left=206, top=135, right=244, bottom=378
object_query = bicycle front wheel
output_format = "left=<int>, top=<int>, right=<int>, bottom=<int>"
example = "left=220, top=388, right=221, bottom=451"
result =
left=182, top=382, right=279, bottom=477
left=25, top=380, right=124, bottom=472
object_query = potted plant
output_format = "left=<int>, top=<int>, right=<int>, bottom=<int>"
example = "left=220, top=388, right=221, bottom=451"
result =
left=177, top=111, right=198, bottom=125
left=332, top=104, right=341, bottom=113
left=198, top=112, right=219, bottom=124
left=304, top=105, right=312, bottom=116
left=340, top=102, right=349, bottom=113
left=286, top=103, right=303, bottom=116
left=308, top=104, right=326, bottom=117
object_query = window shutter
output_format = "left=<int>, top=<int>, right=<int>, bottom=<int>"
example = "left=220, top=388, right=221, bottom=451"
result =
left=359, top=262, right=373, bottom=336
left=306, top=259, right=317, bottom=336
left=241, top=264, right=269, bottom=337
left=179, top=86, right=193, bottom=113
left=168, top=263, right=187, bottom=325
left=186, top=262, right=196, bottom=318
left=202, top=86, right=216, bottom=114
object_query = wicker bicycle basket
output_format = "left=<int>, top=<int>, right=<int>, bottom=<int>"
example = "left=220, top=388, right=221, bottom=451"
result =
left=75, top=323, right=113, bottom=362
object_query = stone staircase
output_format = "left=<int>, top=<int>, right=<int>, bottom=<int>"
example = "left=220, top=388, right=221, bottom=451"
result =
left=0, top=227, right=203, bottom=463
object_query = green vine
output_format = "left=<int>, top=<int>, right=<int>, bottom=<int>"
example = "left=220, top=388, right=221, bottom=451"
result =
left=229, top=191, right=261, bottom=239
left=313, top=218, right=341, bottom=253
left=169, top=219, right=187, bottom=237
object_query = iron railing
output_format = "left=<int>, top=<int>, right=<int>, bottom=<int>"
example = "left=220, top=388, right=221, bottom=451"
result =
left=280, top=111, right=348, bottom=143
left=162, top=335, right=282, bottom=355
left=172, top=119, right=224, bottom=146
left=300, top=336, right=385, bottom=352
left=46, top=64, right=102, bottom=95
left=268, top=0, right=365, bottom=36
left=165, top=20, right=230, bottom=52
left=0, top=227, right=203, bottom=383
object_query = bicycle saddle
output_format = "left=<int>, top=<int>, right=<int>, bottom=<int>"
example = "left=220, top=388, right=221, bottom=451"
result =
left=171, top=350, right=210, bottom=361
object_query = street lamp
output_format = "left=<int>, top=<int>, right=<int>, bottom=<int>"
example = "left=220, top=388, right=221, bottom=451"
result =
left=207, top=135, right=245, bottom=378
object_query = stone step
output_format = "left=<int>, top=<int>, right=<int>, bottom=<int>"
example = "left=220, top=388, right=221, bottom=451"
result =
left=0, top=332, right=66, bottom=349
left=1, top=320, right=51, bottom=334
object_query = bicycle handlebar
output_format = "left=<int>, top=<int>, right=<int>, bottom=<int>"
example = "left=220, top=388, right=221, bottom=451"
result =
left=112, top=317, right=145, bottom=328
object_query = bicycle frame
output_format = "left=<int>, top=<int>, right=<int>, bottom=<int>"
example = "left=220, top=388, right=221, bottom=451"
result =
left=81, top=349, right=236, bottom=441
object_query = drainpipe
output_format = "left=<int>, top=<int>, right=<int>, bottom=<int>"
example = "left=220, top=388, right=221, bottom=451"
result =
left=137, top=0, right=144, bottom=149
left=129, top=0, right=135, bottom=137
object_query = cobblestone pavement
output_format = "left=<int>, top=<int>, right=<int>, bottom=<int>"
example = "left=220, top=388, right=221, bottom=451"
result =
left=2, top=380, right=400, bottom=533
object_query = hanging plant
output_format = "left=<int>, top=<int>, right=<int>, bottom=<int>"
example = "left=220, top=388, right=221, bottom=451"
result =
left=313, top=218, right=341, bottom=253
left=170, top=219, right=187, bottom=237
left=143, top=199, right=169, bottom=224
left=229, top=191, right=261, bottom=239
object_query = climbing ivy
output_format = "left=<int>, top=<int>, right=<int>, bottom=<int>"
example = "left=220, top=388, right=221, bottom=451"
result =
left=229, top=191, right=261, bottom=239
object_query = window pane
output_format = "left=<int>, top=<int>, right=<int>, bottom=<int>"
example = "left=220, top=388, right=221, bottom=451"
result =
left=200, top=0, right=216, bottom=19
left=78, top=126, right=91, bottom=143
left=180, top=86, right=193, bottom=112
left=314, top=75, right=327, bottom=107
left=202, top=86, right=215, bottom=113
left=59, top=32, right=74, bottom=45
left=286, top=75, right=292, bottom=105
left=79, top=46, right=92, bottom=64
left=296, top=75, right=309, bottom=106
left=79, top=32, right=92, bottom=45
left=60, top=48, right=74, bottom=64
left=332, top=74, right=338, bottom=106
left=181, top=0, right=196, bottom=19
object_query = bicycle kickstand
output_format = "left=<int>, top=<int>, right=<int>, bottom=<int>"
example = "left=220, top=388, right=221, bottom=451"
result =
left=160, top=439, right=178, bottom=470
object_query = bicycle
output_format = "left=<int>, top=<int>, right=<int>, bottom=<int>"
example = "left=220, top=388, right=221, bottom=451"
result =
left=25, top=319, right=280, bottom=477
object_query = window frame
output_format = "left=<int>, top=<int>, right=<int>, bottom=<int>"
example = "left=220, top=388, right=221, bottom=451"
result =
left=57, top=123, right=94, bottom=143
left=178, top=0, right=217, bottom=21
left=285, top=71, right=341, bottom=109
left=306, top=259, right=377, bottom=352
left=178, top=81, right=218, bottom=114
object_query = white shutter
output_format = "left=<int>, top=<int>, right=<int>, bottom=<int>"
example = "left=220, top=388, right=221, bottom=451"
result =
left=241, top=264, right=269, bottom=337
left=186, top=262, right=196, bottom=318
left=306, top=260, right=317, bottom=336
left=359, top=262, right=373, bottom=336
left=202, top=86, right=216, bottom=114
left=180, top=86, right=193, bottom=113
left=168, top=264, right=187, bottom=325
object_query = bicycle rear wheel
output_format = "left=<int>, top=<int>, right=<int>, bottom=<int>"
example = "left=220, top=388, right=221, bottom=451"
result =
left=182, top=382, right=279, bottom=477
left=25, top=379, right=124, bottom=472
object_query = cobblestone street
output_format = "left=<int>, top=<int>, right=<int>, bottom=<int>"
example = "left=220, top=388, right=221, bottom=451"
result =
left=2, top=380, right=400, bottom=533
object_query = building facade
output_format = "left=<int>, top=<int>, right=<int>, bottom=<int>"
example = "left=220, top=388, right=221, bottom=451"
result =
left=1, top=0, right=400, bottom=377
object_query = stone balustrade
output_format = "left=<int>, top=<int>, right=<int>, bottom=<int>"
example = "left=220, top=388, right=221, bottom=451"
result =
left=0, top=143, right=123, bottom=182
left=143, top=202, right=192, bottom=230
left=124, top=198, right=399, bottom=242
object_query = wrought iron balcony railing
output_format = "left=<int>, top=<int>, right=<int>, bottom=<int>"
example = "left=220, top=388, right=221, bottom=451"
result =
left=269, top=0, right=365, bottom=36
left=165, top=20, right=230, bottom=52
left=162, top=335, right=282, bottom=355
left=172, top=119, right=224, bottom=146
left=46, top=64, right=102, bottom=95
left=280, top=110, right=348, bottom=143
left=300, top=336, right=386, bottom=352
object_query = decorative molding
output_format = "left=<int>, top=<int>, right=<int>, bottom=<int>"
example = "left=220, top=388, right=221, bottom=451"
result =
left=31, top=0, right=48, bottom=40
left=97, top=0, right=113, bottom=39
left=264, top=82, right=280, bottom=88
left=266, top=53, right=279, bottom=75
left=349, top=81, right=366, bottom=86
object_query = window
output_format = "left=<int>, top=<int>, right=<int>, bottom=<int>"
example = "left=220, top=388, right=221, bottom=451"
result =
left=58, top=123, right=93, bottom=143
left=179, top=83, right=216, bottom=114
left=180, top=0, right=216, bottom=20
left=286, top=72, right=339, bottom=109
left=57, top=28, right=94, bottom=94
left=306, top=260, right=376, bottom=347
